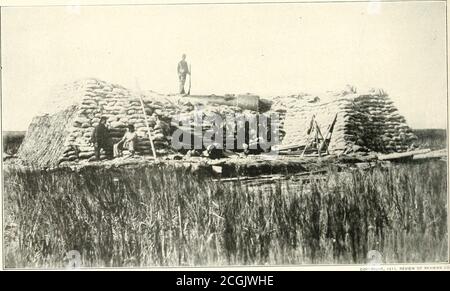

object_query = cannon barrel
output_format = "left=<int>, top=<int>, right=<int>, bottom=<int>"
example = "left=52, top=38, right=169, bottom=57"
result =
left=185, top=94, right=260, bottom=111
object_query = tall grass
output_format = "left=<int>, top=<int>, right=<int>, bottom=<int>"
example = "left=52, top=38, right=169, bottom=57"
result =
left=3, top=160, right=448, bottom=268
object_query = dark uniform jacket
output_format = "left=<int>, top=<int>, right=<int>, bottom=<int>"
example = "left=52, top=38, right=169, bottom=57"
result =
left=90, top=123, right=110, bottom=145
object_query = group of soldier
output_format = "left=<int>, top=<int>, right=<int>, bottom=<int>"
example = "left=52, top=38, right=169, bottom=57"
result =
left=89, top=117, right=137, bottom=161
left=90, top=54, right=189, bottom=161
left=90, top=54, right=266, bottom=161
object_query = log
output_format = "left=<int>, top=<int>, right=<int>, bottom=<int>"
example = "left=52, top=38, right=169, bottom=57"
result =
left=413, top=149, right=447, bottom=160
left=272, top=143, right=306, bottom=151
left=377, top=149, right=431, bottom=161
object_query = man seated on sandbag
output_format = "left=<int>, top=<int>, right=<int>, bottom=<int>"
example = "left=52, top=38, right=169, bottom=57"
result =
left=114, top=124, right=138, bottom=158
left=90, top=117, right=113, bottom=161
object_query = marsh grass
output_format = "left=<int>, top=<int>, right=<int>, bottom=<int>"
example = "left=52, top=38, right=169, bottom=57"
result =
left=3, top=160, right=448, bottom=268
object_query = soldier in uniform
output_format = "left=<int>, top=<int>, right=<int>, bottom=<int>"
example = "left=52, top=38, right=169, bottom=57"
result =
left=90, top=116, right=113, bottom=160
left=114, top=124, right=138, bottom=158
left=177, top=54, right=190, bottom=95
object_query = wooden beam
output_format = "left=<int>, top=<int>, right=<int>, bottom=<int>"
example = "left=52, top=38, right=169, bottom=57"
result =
left=377, top=149, right=431, bottom=161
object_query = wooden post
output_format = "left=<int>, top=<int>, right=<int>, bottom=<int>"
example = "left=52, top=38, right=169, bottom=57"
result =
left=187, top=63, right=191, bottom=95
left=301, top=115, right=316, bottom=157
left=135, top=79, right=157, bottom=160
left=318, top=113, right=337, bottom=155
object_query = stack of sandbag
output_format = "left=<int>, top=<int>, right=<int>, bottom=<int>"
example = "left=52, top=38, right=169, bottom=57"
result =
left=45, top=78, right=416, bottom=164
left=349, top=92, right=416, bottom=153
left=272, top=88, right=417, bottom=154
left=279, top=97, right=348, bottom=152
left=55, top=78, right=271, bottom=163
left=270, top=93, right=323, bottom=143
left=58, top=79, right=186, bottom=163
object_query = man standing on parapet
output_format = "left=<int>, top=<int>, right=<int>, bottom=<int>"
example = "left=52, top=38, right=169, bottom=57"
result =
left=177, top=54, right=190, bottom=95
left=90, top=117, right=113, bottom=161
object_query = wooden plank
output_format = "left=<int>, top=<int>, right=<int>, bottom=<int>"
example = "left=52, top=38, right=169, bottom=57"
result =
left=377, top=149, right=431, bottom=161
left=214, top=170, right=328, bottom=183
left=272, top=143, right=306, bottom=151
left=413, top=149, right=447, bottom=160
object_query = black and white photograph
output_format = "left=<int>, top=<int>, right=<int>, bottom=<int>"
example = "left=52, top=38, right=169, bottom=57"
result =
left=1, top=0, right=449, bottom=271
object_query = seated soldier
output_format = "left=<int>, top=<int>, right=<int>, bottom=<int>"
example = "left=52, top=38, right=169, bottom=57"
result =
left=114, top=124, right=138, bottom=157
left=243, top=134, right=266, bottom=155
left=202, top=143, right=224, bottom=159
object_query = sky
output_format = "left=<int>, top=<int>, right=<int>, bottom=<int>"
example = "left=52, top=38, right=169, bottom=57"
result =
left=1, top=1, right=447, bottom=131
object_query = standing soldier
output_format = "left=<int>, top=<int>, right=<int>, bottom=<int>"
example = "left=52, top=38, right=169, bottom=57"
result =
left=90, top=116, right=113, bottom=160
left=177, top=54, right=190, bottom=95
